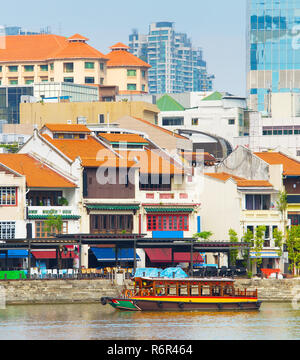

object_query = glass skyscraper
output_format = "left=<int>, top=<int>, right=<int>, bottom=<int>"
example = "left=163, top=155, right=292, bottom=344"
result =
left=247, top=0, right=300, bottom=113
left=129, top=22, right=214, bottom=94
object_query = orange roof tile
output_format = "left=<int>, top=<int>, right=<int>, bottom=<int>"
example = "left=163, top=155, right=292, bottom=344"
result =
left=43, top=124, right=91, bottom=133
left=98, top=133, right=149, bottom=144
left=0, top=35, right=67, bottom=62
left=255, top=152, right=300, bottom=176
left=110, top=42, right=130, bottom=50
left=180, top=151, right=216, bottom=162
left=106, top=49, right=151, bottom=68
left=68, top=34, right=89, bottom=41
left=0, top=154, right=76, bottom=188
left=42, top=134, right=112, bottom=162
left=132, top=117, right=189, bottom=140
left=117, top=149, right=184, bottom=175
left=49, top=41, right=107, bottom=60
left=205, top=172, right=273, bottom=187
left=0, top=34, right=107, bottom=63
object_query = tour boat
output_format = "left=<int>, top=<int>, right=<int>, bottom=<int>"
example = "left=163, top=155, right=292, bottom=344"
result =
left=100, top=277, right=262, bottom=311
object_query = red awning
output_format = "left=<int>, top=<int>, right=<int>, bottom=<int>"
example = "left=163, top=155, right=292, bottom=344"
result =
left=145, top=249, right=204, bottom=264
left=145, top=249, right=172, bottom=263
left=174, top=252, right=204, bottom=263
left=32, top=249, right=76, bottom=259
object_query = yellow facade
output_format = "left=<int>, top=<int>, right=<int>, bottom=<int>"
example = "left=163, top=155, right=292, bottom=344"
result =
left=106, top=67, right=148, bottom=93
left=0, top=59, right=106, bottom=86
left=20, top=101, right=159, bottom=127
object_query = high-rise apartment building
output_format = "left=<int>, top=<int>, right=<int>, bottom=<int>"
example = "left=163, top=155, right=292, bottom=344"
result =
left=129, top=22, right=214, bottom=94
left=247, top=0, right=300, bottom=113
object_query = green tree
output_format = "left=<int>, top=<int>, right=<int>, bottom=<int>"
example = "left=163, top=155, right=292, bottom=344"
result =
left=228, top=229, right=239, bottom=266
left=44, top=211, right=63, bottom=269
left=242, top=229, right=254, bottom=269
left=273, top=228, right=283, bottom=257
left=254, top=226, right=266, bottom=266
left=276, top=190, right=288, bottom=237
left=286, top=226, right=300, bottom=275
left=193, top=231, right=213, bottom=241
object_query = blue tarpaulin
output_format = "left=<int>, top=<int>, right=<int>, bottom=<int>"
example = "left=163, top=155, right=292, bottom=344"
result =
left=134, top=267, right=188, bottom=278
left=161, top=267, right=188, bottom=278
left=91, top=247, right=140, bottom=262
left=133, top=268, right=163, bottom=278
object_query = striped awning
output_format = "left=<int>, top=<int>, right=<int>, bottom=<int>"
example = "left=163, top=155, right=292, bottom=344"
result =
left=250, top=251, right=280, bottom=259
left=144, top=207, right=194, bottom=213
left=86, top=205, right=140, bottom=211
left=28, top=215, right=81, bottom=220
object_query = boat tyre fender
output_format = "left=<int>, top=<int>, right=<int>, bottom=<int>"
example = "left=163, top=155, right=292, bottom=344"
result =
left=238, top=302, right=243, bottom=309
left=157, top=301, right=163, bottom=309
left=178, top=302, right=184, bottom=310
left=217, top=303, right=223, bottom=310
left=125, top=290, right=133, bottom=298
left=100, top=297, right=107, bottom=306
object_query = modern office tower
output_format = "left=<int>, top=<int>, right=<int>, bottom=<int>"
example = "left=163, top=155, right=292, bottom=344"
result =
left=247, top=0, right=300, bottom=113
left=129, top=22, right=214, bottom=94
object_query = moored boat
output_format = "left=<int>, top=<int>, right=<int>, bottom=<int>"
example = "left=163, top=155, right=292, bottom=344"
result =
left=101, top=277, right=262, bottom=311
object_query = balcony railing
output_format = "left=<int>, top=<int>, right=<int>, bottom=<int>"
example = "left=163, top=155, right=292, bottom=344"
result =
left=27, top=206, right=80, bottom=219
left=142, top=191, right=192, bottom=203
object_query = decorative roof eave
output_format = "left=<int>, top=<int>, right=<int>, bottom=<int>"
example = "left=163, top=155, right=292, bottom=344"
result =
left=28, top=215, right=81, bottom=220
left=85, top=205, right=140, bottom=211
left=144, top=207, right=195, bottom=213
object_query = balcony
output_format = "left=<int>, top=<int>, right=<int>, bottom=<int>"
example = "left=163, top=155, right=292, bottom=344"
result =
left=27, top=206, right=80, bottom=220
left=242, top=209, right=281, bottom=221
left=141, top=191, right=195, bottom=204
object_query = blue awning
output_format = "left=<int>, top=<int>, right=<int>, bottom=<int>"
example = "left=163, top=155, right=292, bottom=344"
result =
left=0, top=250, right=29, bottom=259
left=91, top=247, right=140, bottom=262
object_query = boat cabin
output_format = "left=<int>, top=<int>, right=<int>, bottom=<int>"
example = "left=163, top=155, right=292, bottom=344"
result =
left=131, top=277, right=257, bottom=298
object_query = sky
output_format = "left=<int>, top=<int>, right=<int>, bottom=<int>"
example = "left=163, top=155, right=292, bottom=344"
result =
left=1, top=0, right=247, bottom=96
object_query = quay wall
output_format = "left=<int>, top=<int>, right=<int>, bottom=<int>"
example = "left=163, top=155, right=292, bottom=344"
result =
left=0, top=278, right=300, bottom=305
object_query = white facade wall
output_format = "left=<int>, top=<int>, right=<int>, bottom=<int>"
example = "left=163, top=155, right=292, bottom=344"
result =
left=159, top=104, right=246, bottom=147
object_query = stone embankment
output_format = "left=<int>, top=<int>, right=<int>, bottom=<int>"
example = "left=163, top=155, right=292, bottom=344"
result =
left=0, top=278, right=300, bottom=305
left=0, top=279, right=123, bottom=305
left=236, top=278, right=300, bottom=302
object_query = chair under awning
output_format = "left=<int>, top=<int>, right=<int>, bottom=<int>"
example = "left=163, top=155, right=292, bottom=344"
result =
left=90, top=247, right=140, bottom=262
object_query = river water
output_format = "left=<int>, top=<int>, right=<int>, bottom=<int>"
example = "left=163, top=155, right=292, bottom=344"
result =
left=0, top=302, right=299, bottom=340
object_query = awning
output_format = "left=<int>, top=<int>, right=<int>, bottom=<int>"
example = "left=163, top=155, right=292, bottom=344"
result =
left=32, top=249, right=76, bottom=259
left=250, top=251, right=280, bottom=259
left=0, top=250, right=29, bottom=259
left=145, top=248, right=172, bottom=263
left=173, top=252, right=204, bottom=263
left=145, top=248, right=204, bottom=264
left=28, top=215, right=81, bottom=220
left=90, top=247, right=140, bottom=262
left=86, top=205, right=140, bottom=211
left=145, top=208, right=194, bottom=213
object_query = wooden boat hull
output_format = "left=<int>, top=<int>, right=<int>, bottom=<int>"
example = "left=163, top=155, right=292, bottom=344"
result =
left=101, top=296, right=262, bottom=312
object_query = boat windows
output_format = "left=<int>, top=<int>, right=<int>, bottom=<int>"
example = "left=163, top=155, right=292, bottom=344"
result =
left=201, top=285, right=210, bottom=296
left=190, top=284, right=199, bottom=296
left=224, top=286, right=234, bottom=296
left=212, top=286, right=221, bottom=296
